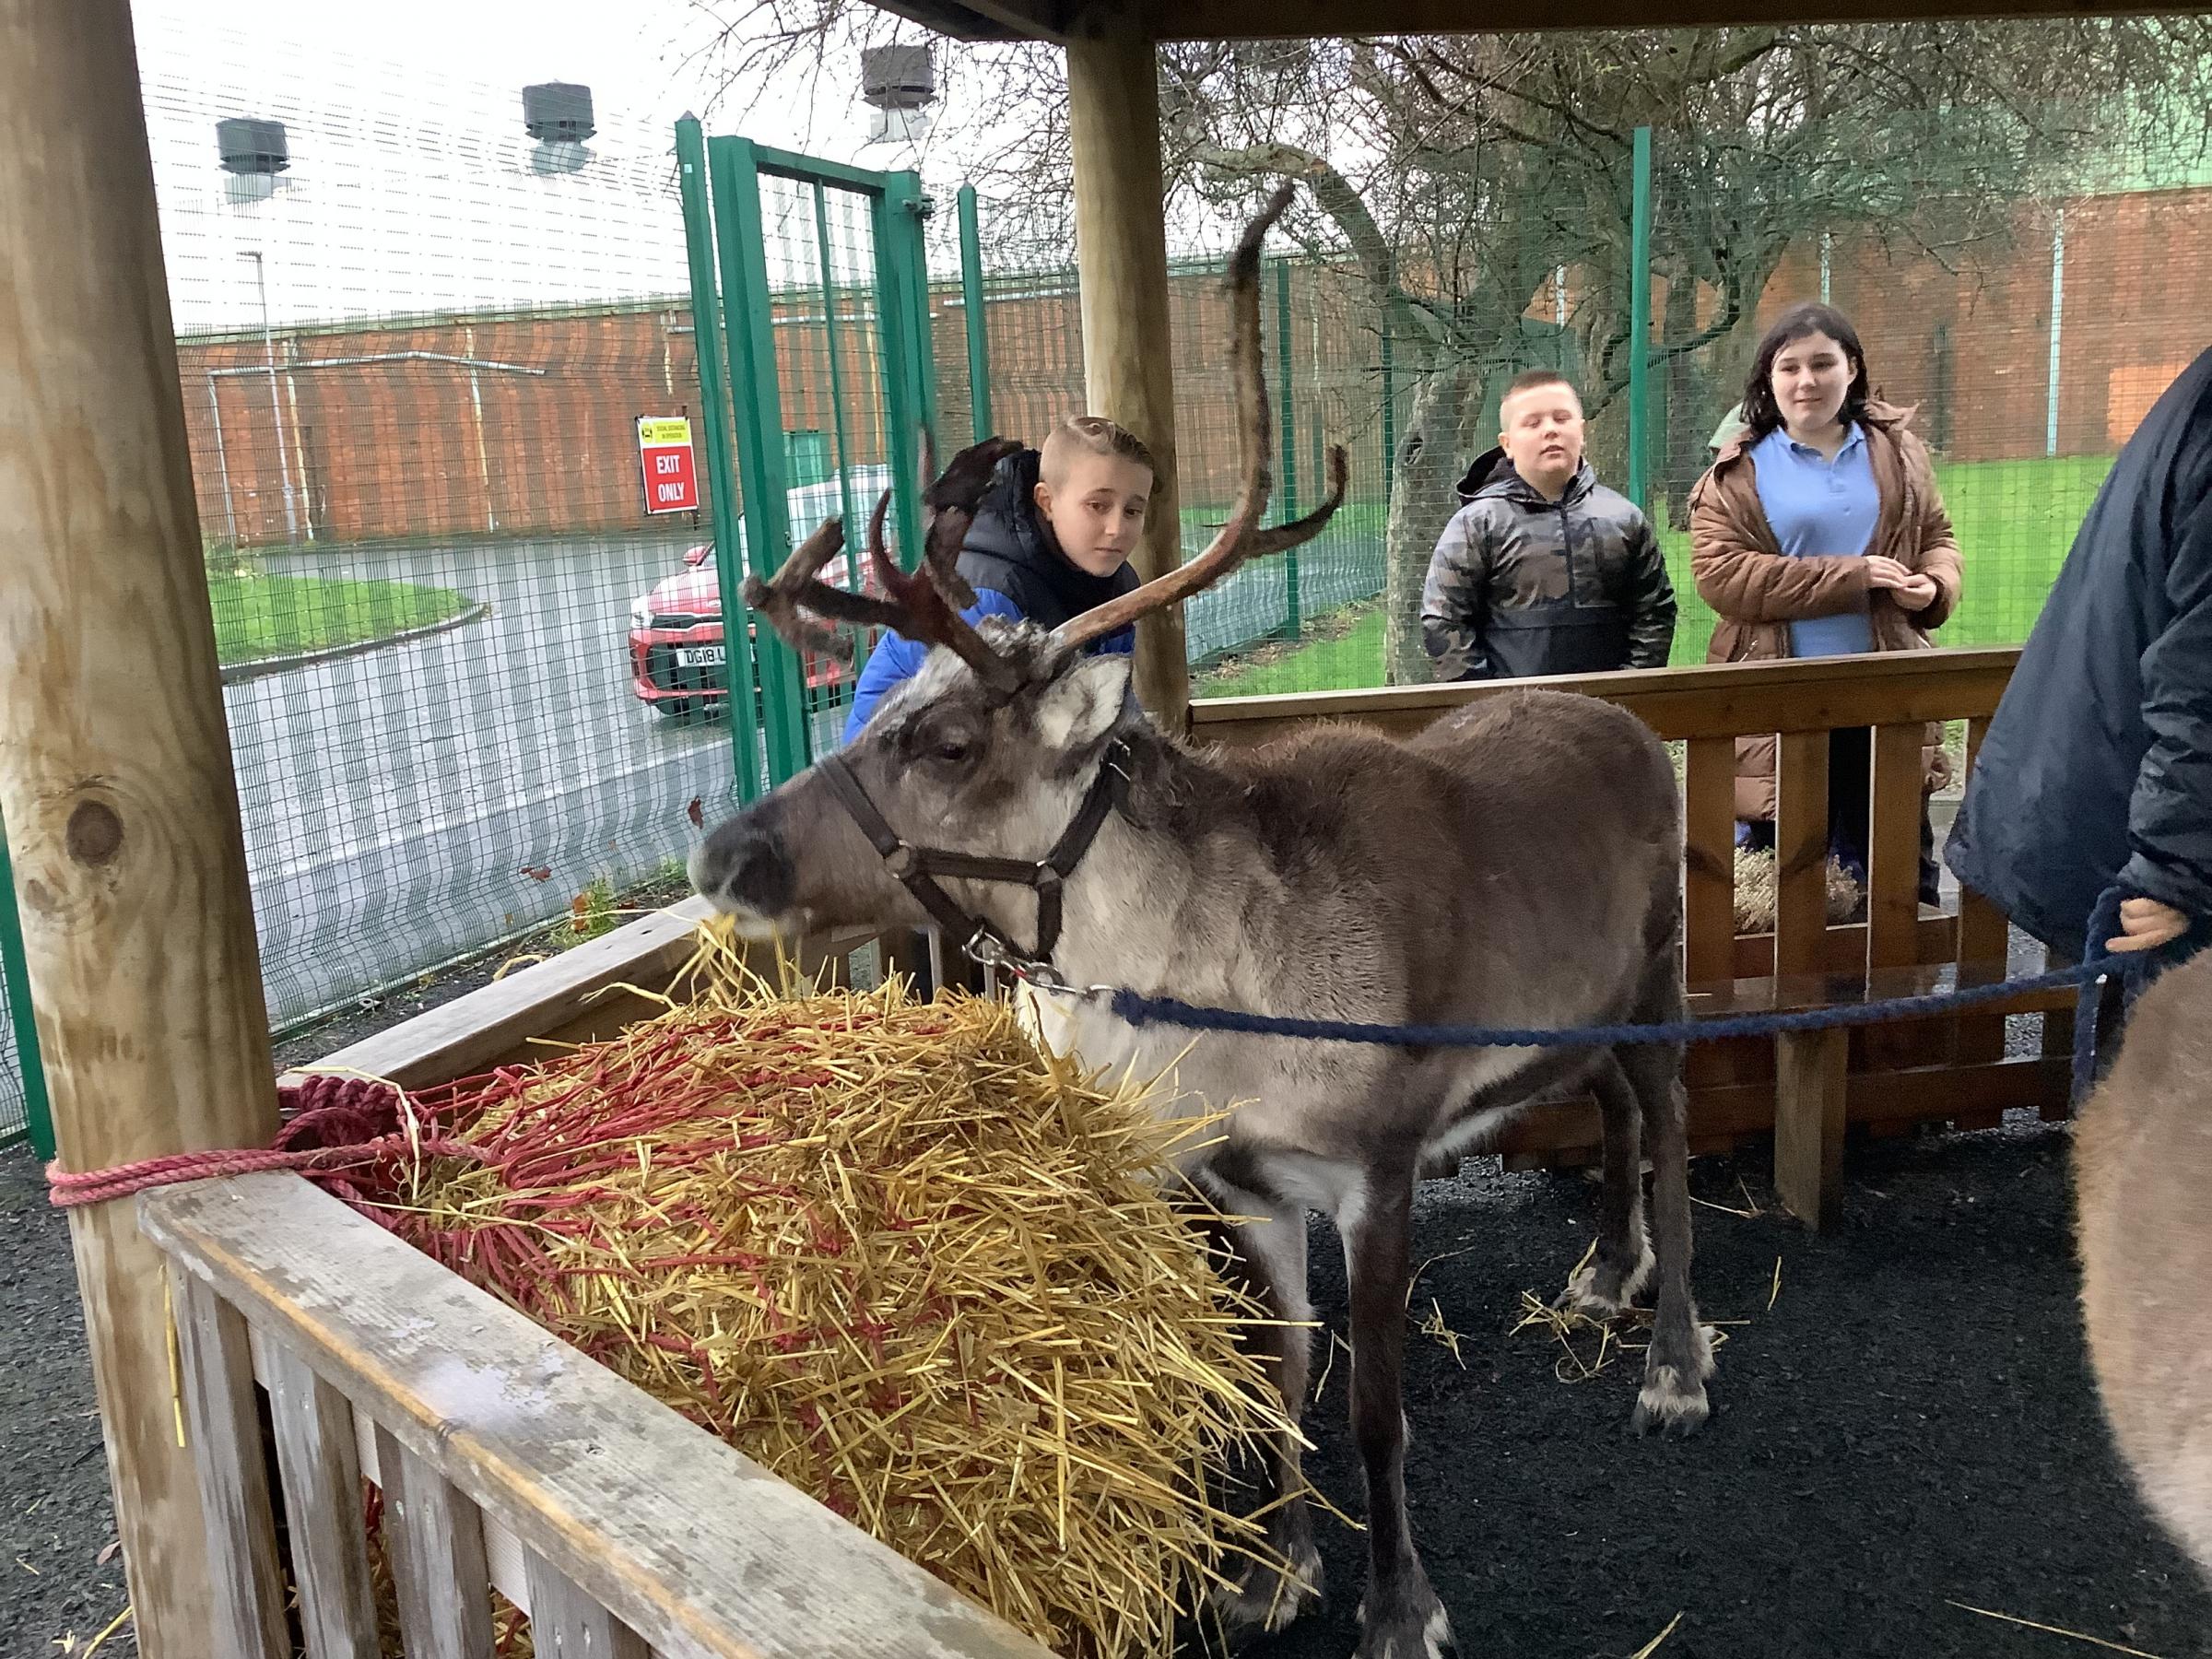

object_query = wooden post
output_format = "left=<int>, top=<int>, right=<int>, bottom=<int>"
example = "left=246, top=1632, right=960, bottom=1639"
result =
left=1066, top=22, right=1190, bottom=731
left=0, top=3, right=282, bottom=1652
left=1772, top=731, right=1847, bottom=1228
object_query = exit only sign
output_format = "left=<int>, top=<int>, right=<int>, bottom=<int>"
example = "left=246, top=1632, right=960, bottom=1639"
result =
left=637, top=417, right=700, bottom=514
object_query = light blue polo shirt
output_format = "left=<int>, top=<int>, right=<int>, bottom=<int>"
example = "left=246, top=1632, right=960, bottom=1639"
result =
left=1750, top=423, right=1878, bottom=658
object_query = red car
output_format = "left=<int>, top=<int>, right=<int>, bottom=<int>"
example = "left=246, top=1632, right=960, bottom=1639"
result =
left=628, top=472, right=893, bottom=720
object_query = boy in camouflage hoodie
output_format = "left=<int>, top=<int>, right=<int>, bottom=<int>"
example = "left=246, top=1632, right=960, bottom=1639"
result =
left=1420, top=370, right=1677, bottom=679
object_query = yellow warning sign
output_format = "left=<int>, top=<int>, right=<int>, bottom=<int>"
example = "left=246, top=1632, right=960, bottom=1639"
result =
left=637, top=417, right=692, bottom=448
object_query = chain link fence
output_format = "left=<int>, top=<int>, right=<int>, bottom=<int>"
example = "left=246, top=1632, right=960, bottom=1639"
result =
left=936, top=107, right=2212, bottom=700
left=5, top=41, right=2211, bottom=1140
left=147, top=29, right=730, bottom=1047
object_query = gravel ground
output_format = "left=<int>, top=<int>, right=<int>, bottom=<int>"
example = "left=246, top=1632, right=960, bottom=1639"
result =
left=2, top=1151, right=134, bottom=1655
left=1236, top=1119, right=2212, bottom=1659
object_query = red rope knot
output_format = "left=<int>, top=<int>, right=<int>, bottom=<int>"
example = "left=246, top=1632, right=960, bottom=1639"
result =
left=275, top=1073, right=406, bottom=1147
left=46, top=1072, right=472, bottom=1210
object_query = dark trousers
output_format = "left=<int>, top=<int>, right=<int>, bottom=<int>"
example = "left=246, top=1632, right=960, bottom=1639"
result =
left=1740, top=726, right=1942, bottom=908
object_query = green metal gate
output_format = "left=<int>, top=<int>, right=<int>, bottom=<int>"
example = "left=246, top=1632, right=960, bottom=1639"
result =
left=0, top=806, right=56, bottom=1159
left=675, top=122, right=937, bottom=799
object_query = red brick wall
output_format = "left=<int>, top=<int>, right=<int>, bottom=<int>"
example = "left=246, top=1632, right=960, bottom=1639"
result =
left=1756, top=188, right=2212, bottom=458
left=177, top=185, right=2212, bottom=548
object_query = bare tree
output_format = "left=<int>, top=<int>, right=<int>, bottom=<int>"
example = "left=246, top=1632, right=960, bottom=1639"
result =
left=696, top=11, right=2212, bottom=680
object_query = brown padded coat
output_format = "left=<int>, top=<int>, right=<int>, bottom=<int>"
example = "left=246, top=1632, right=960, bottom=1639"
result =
left=1688, top=401, right=1965, bottom=822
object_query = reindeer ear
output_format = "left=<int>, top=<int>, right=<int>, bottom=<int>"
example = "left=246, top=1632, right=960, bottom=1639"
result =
left=1033, top=652, right=1132, bottom=754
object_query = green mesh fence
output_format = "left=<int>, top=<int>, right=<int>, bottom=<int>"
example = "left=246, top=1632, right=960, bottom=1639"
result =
left=144, top=29, right=732, bottom=1040
left=923, top=241, right=1397, bottom=700
left=932, top=105, right=2212, bottom=700
left=6, top=45, right=2211, bottom=1132
left=1637, top=111, right=2212, bottom=669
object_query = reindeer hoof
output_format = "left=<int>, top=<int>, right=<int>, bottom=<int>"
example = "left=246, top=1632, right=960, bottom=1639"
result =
left=1354, top=1585, right=1456, bottom=1659
left=1630, top=1364, right=1711, bottom=1437
left=1560, top=1240, right=1654, bottom=1317
left=1210, top=1538, right=1321, bottom=1638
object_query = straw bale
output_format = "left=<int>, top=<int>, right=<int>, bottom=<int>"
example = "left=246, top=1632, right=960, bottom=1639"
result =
left=336, top=941, right=1297, bottom=1659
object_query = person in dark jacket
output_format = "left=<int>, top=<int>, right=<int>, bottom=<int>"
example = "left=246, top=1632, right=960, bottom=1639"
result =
left=1946, top=347, right=2212, bottom=963
left=1420, top=369, right=1677, bottom=681
left=841, top=417, right=1148, bottom=741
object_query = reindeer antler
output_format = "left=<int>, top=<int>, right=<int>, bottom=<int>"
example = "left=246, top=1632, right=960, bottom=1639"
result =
left=1054, top=180, right=1349, bottom=655
left=743, top=435, right=1029, bottom=687
left=863, top=453, right=1026, bottom=693
left=741, top=515, right=912, bottom=663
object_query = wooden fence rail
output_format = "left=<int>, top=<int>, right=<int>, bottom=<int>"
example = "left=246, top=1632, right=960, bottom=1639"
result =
left=1192, top=648, right=2053, bottom=1224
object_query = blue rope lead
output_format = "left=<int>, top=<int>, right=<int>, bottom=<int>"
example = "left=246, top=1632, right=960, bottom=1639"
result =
left=1109, top=889, right=2174, bottom=1077
left=1107, top=951, right=2125, bottom=1052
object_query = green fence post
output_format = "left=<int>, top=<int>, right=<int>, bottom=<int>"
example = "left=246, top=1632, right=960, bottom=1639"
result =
left=0, top=807, right=53, bottom=1159
left=958, top=185, right=993, bottom=440
left=809, top=180, right=878, bottom=697
left=810, top=181, right=861, bottom=540
left=1380, top=251, right=1395, bottom=513
left=1627, top=124, right=1654, bottom=512
left=709, top=135, right=806, bottom=784
left=1275, top=257, right=1301, bottom=641
left=873, top=171, right=936, bottom=580
left=676, top=117, right=769, bottom=804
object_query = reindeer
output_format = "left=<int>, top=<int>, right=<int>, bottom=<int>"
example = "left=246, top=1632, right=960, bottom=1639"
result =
left=688, top=184, right=1711, bottom=1659
left=2076, top=946, right=2212, bottom=1583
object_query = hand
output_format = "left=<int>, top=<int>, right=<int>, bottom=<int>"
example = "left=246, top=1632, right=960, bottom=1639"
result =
left=1888, top=573, right=1939, bottom=611
left=1864, top=557, right=1938, bottom=612
left=2108, top=897, right=2192, bottom=954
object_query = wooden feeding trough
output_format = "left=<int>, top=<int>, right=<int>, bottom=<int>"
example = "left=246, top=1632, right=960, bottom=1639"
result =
left=1, top=0, right=2083, bottom=1652
left=143, top=914, right=1074, bottom=1658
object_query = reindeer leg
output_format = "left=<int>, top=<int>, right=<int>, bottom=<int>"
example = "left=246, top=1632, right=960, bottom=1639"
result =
left=1196, top=1179, right=1323, bottom=1638
left=1340, top=1171, right=1455, bottom=1659
left=1619, top=1026, right=1713, bottom=1435
left=1563, top=1056, right=1653, bottom=1317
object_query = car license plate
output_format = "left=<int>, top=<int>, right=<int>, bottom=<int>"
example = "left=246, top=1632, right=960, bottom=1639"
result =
left=676, top=646, right=725, bottom=669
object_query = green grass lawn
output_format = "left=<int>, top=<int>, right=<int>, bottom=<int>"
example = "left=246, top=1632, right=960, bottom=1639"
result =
left=207, top=572, right=477, bottom=666
left=1187, top=453, right=2112, bottom=698
left=1194, top=607, right=1387, bottom=699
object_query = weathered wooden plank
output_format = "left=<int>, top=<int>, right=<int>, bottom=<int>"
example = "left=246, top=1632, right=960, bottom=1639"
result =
left=288, top=900, right=713, bottom=1090
left=526, top=1549, right=653, bottom=1658
left=1772, top=730, right=1832, bottom=977
left=351, top=1427, right=533, bottom=1623
left=1684, top=735, right=1738, bottom=1099
left=141, top=1176, right=1051, bottom=1659
left=170, top=1271, right=289, bottom=1659
left=376, top=1426, right=498, bottom=1659
left=1770, top=729, right=1848, bottom=1223
left=1684, top=736, right=1737, bottom=985
left=289, top=902, right=885, bottom=1090
left=1864, top=724, right=1930, bottom=1077
left=1866, top=725, right=1925, bottom=973
left=1773, top=1029, right=1851, bottom=1230
left=265, top=1343, right=381, bottom=1659
left=1491, top=1054, right=2070, bottom=1160
left=1189, top=649, right=2019, bottom=748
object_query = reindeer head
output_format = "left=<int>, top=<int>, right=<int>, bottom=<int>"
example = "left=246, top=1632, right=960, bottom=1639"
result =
left=688, top=182, right=1347, bottom=947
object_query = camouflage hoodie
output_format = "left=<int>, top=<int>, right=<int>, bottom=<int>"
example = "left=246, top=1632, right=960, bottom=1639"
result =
left=1419, top=449, right=1677, bottom=680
